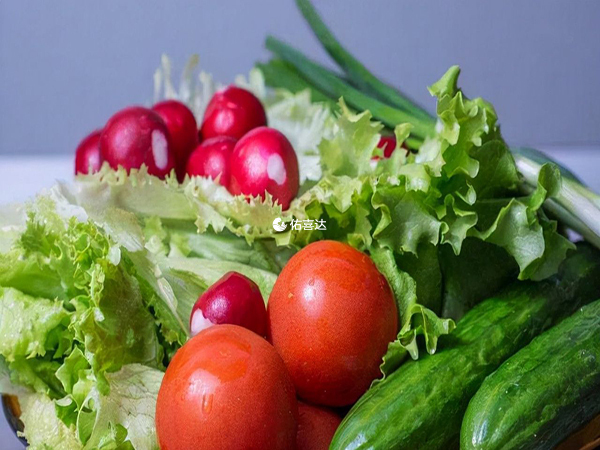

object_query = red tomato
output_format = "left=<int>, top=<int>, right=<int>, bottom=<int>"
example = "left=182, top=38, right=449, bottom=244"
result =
left=268, top=240, right=398, bottom=406
left=296, top=402, right=342, bottom=450
left=156, top=325, right=298, bottom=450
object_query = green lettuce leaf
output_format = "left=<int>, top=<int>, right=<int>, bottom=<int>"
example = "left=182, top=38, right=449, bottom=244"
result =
left=77, top=364, right=163, bottom=450
left=19, top=391, right=81, bottom=450
left=319, top=99, right=382, bottom=177
left=370, top=247, right=455, bottom=377
left=0, top=287, right=69, bottom=362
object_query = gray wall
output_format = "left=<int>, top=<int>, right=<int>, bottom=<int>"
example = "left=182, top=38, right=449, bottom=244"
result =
left=1, top=1, right=599, bottom=156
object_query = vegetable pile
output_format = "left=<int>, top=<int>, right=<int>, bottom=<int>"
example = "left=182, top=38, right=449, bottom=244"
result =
left=2, top=0, right=600, bottom=448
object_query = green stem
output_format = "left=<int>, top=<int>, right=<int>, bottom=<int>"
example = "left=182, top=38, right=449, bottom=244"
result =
left=514, top=154, right=600, bottom=249
left=256, top=60, right=337, bottom=107
left=295, top=0, right=434, bottom=122
left=265, top=36, right=436, bottom=140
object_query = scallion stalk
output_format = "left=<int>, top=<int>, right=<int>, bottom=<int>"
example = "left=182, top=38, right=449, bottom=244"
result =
left=294, top=0, right=433, bottom=123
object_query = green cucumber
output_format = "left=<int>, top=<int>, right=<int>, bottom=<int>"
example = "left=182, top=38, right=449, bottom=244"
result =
left=330, top=245, right=600, bottom=450
left=461, top=298, right=600, bottom=450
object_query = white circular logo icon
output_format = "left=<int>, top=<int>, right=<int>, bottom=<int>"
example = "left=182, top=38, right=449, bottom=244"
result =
left=272, top=218, right=287, bottom=232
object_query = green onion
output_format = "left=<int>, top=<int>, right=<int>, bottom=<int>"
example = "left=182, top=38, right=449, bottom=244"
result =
left=265, top=36, right=435, bottom=140
left=514, top=154, right=600, bottom=248
left=256, top=59, right=337, bottom=107
left=295, top=0, right=433, bottom=123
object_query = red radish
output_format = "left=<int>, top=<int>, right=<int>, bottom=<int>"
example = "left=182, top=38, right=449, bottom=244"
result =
left=296, top=402, right=342, bottom=450
left=200, top=86, right=267, bottom=140
left=374, top=135, right=409, bottom=159
left=378, top=136, right=397, bottom=158
left=189, top=272, right=267, bottom=337
left=152, top=100, right=198, bottom=179
left=186, top=136, right=236, bottom=186
left=229, top=127, right=299, bottom=210
left=75, top=129, right=103, bottom=174
left=100, top=106, right=175, bottom=179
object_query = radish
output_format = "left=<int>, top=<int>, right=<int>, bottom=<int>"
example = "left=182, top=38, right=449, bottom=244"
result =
left=190, top=272, right=267, bottom=337
left=229, top=127, right=299, bottom=210
left=374, top=136, right=409, bottom=159
left=100, top=106, right=175, bottom=179
left=75, top=129, right=103, bottom=174
left=200, top=86, right=267, bottom=140
left=152, top=100, right=198, bottom=180
left=378, top=136, right=397, bottom=158
left=186, top=136, right=236, bottom=186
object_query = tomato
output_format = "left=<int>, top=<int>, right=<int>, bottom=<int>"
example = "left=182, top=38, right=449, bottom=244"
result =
left=296, top=402, right=342, bottom=450
left=267, top=240, right=398, bottom=406
left=156, top=325, right=298, bottom=450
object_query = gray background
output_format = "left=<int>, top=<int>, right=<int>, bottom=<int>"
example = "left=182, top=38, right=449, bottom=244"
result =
left=1, top=0, right=600, bottom=157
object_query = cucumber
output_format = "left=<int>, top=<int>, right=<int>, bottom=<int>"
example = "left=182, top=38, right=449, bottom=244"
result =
left=330, top=245, right=600, bottom=450
left=461, top=298, right=600, bottom=450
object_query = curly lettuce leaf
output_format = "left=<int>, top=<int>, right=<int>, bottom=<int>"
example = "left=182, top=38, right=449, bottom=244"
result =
left=17, top=364, right=162, bottom=450
left=370, top=247, right=455, bottom=377
left=471, top=163, right=574, bottom=280
left=0, top=287, right=69, bottom=362
left=319, top=99, right=382, bottom=177
left=77, top=364, right=163, bottom=450
left=19, top=392, right=81, bottom=450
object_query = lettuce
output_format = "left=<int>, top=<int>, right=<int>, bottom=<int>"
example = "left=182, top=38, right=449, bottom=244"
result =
left=0, top=190, right=279, bottom=448
left=19, top=392, right=81, bottom=450
left=18, top=364, right=162, bottom=450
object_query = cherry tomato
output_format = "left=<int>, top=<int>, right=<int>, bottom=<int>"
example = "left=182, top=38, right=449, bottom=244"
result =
left=156, top=325, right=298, bottom=450
left=296, top=402, right=342, bottom=450
left=268, top=240, right=398, bottom=406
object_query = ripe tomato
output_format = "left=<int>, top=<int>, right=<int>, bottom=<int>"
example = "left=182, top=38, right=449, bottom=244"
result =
left=296, top=402, right=342, bottom=450
left=268, top=240, right=398, bottom=406
left=156, top=325, right=298, bottom=450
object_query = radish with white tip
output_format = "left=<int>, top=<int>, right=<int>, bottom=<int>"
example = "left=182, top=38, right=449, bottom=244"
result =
left=229, top=127, right=299, bottom=210
left=100, top=106, right=175, bottom=179
left=189, top=272, right=267, bottom=337
left=152, top=100, right=198, bottom=180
